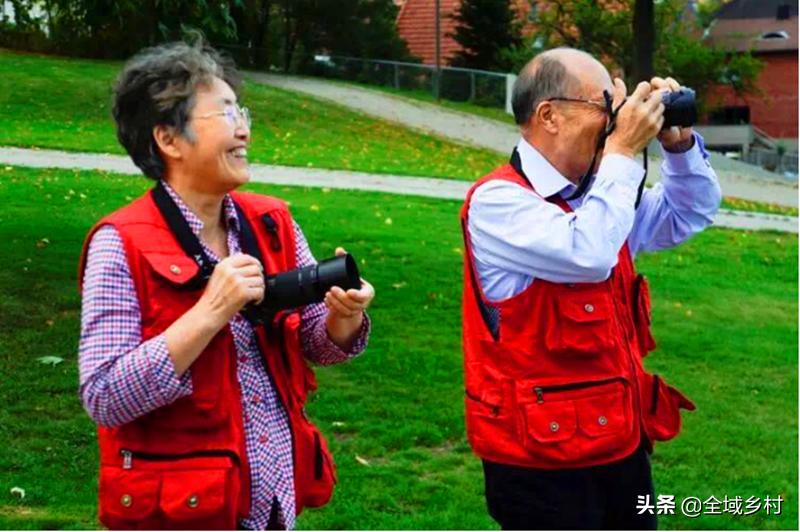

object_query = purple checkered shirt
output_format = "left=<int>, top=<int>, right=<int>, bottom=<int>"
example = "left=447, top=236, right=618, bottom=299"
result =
left=78, top=182, right=370, bottom=530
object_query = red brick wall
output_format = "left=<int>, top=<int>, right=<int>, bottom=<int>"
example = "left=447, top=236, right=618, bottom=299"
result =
left=396, top=0, right=462, bottom=65
left=707, top=52, right=798, bottom=139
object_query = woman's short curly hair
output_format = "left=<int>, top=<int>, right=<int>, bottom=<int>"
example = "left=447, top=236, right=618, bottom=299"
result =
left=112, top=40, right=242, bottom=180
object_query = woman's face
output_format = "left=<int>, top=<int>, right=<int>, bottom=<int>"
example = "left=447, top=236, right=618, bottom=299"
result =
left=178, top=76, right=251, bottom=194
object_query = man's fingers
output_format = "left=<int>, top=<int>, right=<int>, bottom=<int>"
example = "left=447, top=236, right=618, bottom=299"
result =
left=665, top=76, right=681, bottom=91
left=628, top=80, right=651, bottom=104
left=329, top=286, right=363, bottom=312
left=325, top=291, right=360, bottom=316
left=224, top=253, right=262, bottom=270
left=335, top=246, right=346, bottom=257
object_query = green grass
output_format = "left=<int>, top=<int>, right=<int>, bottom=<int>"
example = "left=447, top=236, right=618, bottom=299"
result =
left=721, top=197, right=799, bottom=217
left=0, top=165, right=796, bottom=530
left=0, top=49, right=504, bottom=180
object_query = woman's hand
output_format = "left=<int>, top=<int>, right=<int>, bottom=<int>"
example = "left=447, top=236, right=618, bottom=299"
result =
left=324, top=247, right=375, bottom=351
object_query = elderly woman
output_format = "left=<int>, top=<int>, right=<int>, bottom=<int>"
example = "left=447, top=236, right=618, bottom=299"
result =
left=78, top=41, right=374, bottom=530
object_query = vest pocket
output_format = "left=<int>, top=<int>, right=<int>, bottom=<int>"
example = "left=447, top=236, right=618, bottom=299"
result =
left=516, top=378, right=633, bottom=464
left=632, top=275, right=657, bottom=357
left=98, top=451, right=239, bottom=530
left=545, top=290, right=617, bottom=357
left=640, top=373, right=696, bottom=442
left=292, top=413, right=336, bottom=510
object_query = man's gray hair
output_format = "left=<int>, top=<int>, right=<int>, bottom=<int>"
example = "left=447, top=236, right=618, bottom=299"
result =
left=511, top=50, right=579, bottom=126
left=112, top=39, right=241, bottom=180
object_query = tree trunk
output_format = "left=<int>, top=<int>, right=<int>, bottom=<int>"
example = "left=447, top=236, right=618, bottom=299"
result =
left=632, top=0, right=654, bottom=83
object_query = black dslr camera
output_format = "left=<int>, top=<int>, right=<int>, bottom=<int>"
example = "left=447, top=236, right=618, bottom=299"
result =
left=661, top=88, right=697, bottom=129
left=241, top=253, right=362, bottom=324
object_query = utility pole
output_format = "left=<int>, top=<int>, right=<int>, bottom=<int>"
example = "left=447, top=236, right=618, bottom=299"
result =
left=632, top=0, right=654, bottom=83
left=434, top=0, right=441, bottom=102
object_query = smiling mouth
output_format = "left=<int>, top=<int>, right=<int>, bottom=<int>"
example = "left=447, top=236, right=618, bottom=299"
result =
left=228, top=147, right=248, bottom=159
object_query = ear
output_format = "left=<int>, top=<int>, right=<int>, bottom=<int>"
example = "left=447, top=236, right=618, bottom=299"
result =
left=152, top=125, right=183, bottom=162
left=534, top=101, right=559, bottom=135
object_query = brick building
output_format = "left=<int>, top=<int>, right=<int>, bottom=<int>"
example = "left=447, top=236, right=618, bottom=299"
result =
left=704, top=0, right=798, bottom=149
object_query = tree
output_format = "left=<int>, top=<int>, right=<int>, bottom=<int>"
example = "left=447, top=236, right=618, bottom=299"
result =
left=504, top=0, right=763, bottom=110
left=450, top=0, right=522, bottom=71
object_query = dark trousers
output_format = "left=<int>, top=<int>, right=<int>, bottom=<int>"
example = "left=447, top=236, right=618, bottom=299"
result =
left=483, top=443, right=657, bottom=530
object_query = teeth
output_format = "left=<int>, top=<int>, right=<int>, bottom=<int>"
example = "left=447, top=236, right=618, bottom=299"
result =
left=230, top=147, right=247, bottom=157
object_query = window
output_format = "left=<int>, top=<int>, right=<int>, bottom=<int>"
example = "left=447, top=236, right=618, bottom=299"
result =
left=708, top=106, right=751, bottom=125
left=760, top=30, right=790, bottom=40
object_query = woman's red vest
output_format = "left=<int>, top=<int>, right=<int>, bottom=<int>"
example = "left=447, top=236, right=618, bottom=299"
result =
left=78, top=190, right=336, bottom=529
left=461, top=164, right=695, bottom=470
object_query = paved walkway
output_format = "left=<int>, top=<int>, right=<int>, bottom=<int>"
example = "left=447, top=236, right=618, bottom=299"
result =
left=247, top=72, right=798, bottom=209
left=1, top=146, right=795, bottom=233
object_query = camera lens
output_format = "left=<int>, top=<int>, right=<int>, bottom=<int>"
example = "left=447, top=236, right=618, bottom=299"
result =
left=662, top=88, right=697, bottom=129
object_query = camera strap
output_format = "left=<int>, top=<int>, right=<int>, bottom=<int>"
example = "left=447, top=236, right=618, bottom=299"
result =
left=151, top=181, right=215, bottom=290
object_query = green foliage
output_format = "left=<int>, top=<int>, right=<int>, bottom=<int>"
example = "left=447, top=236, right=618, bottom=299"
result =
left=506, top=0, right=763, bottom=109
left=450, top=0, right=523, bottom=71
left=1, top=0, right=409, bottom=67
left=0, top=166, right=797, bottom=529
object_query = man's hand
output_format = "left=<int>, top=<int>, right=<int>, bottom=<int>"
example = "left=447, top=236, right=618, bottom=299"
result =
left=324, top=247, right=375, bottom=351
left=604, top=77, right=666, bottom=159
left=197, top=253, right=265, bottom=329
left=651, top=76, right=694, bottom=153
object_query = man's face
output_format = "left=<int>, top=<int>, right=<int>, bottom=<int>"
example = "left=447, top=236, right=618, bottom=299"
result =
left=554, top=82, right=611, bottom=181
left=179, top=76, right=251, bottom=194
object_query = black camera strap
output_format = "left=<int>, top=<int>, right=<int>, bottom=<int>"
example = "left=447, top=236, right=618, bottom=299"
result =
left=151, top=181, right=215, bottom=290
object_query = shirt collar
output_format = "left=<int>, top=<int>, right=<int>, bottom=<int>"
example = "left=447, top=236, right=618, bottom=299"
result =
left=160, top=180, right=241, bottom=236
left=516, top=137, right=576, bottom=199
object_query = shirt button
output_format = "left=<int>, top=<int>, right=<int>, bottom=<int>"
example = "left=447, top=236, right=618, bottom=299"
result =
left=584, top=303, right=595, bottom=313
left=598, top=415, right=608, bottom=426
left=252, top=394, right=261, bottom=404
left=549, top=421, right=560, bottom=432
left=259, top=434, right=269, bottom=444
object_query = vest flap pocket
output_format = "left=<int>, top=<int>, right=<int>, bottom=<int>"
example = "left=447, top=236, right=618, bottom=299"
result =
left=576, top=386, right=627, bottom=438
left=522, top=401, right=577, bottom=443
left=99, top=467, right=160, bottom=522
left=143, top=252, right=201, bottom=286
left=558, top=292, right=612, bottom=323
left=160, top=468, right=227, bottom=521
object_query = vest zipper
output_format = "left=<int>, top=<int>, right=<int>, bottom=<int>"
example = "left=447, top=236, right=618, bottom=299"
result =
left=533, top=377, right=625, bottom=404
left=120, top=448, right=240, bottom=470
left=275, top=311, right=294, bottom=376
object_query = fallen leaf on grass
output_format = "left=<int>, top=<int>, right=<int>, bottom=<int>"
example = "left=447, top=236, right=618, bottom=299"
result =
left=355, top=455, right=370, bottom=466
left=392, top=282, right=407, bottom=289
left=10, top=486, right=25, bottom=499
left=37, top=356, right=64, bottom=367
left=36, top=238, right=50, bottom=248
left=331, top=421, right=346, bottom=428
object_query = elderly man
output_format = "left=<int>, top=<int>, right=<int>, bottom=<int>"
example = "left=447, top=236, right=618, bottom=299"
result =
left=78, top=41, right=374, bottom=530
left=460, top=47, right=720, bottom=529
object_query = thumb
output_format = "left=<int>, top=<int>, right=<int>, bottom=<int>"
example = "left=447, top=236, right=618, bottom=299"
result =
left=335, top=246, right=347, bottom=257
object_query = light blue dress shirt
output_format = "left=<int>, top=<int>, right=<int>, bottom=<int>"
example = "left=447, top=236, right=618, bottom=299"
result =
left=467, top=134, right=722, bottom=302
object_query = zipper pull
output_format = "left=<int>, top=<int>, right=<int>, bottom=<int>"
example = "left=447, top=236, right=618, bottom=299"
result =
left=534, top=387, right=544, bottom=404
left=121, top=449, right=132, bottom=470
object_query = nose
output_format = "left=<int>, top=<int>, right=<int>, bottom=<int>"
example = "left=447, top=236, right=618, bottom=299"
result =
left=235, top=121, right=250, bottom=143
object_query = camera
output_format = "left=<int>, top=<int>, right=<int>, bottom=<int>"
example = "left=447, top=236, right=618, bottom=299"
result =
left=241, top=253, right=362, bottom=324
left=661, top=88, right=697, bottom=129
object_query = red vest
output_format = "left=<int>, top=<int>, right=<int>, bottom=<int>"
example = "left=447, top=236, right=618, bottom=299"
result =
left=461, top=164, right=695, bottom=470
left=79, top=190, right=336, bottom=529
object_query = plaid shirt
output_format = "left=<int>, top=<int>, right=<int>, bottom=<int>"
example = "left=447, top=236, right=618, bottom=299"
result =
left=78, top=182, right=370, bottom=530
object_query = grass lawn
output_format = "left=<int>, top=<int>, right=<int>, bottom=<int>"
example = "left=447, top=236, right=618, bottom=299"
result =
left=0, top=49, right=504, bottom=180
left=0, top=165, right=796, bottom=530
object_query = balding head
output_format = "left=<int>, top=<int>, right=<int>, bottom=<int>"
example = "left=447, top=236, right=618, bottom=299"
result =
left=511, top=47, right=611, bottom=126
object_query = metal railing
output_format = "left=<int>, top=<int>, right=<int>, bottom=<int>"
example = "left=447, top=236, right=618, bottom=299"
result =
left=303, top=55, right=514, bottom=111
left=742, top=149, right=798, bottom=177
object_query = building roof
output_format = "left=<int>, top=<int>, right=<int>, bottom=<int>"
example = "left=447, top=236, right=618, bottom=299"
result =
left=706, top=0, right=797, bottom=52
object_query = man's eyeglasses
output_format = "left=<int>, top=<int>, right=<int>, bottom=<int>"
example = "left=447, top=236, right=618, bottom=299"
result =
left=546, top=97, right=608, bottom=114
left=194, top=104, right=252, bottom=129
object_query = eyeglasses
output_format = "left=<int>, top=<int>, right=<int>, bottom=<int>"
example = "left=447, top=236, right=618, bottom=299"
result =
left=194, top=104, right=252, bottom=129
left=546, top=97, right=608, bottom=114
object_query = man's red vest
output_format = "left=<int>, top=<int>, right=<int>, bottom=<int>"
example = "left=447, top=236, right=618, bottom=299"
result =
left=78, top=190, right=336, bottom=529
left=461, top=164, right=695, bottom=470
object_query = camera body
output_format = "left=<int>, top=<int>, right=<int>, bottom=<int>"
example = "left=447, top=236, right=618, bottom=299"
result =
left=661, top=88, right=697, bottom=129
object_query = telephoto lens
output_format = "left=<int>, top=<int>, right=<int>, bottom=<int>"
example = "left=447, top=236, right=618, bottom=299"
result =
left=242, top=253, right=362, bottom=323
left=662, top=88, right=697, bottom=129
